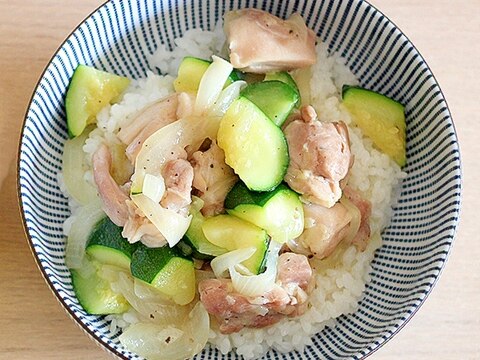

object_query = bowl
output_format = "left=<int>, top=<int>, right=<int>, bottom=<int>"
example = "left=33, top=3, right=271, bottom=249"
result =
left=17, top=0, right=461, bottom=359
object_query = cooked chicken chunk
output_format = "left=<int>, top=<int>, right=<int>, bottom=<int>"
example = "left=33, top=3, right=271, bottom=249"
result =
left=289, top=188, right=372, bottom=259
left=160, top=158, right=194, bottom=213
left=190, top=140, right=237, bottom=216
left=117, top=93, right=179, bottom=146
left=199, top=253, right=312, bottom=334
left=294, top=201, right=352, bottom=259
left=343, top=186, right=372, bottom=251
left=224, top=9, right=316, bottom=73
left=92, top=144, right=129, bottom=226
left=118, top=93, right=196, bottom=163
left=284, top=106, right=352, bottom=207
left=122, top=200, right=167, bottom=247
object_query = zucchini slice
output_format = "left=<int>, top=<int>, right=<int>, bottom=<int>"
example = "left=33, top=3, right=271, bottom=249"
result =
left=240, top=81, right=299, bottom=126
left=180, top=198, right=228, bottom=260
left=173, top=56, right=242, bottom=93
left=65, top=64, right=130, bottom=138
left=130, top=244, right=195, bottom=305
left=86, top=217, right=137, bottom=270
left=217, top=97, right=289, bottom=191
left=201, top=214, right=269, bottom=274
left=264, top=71, right=300, bottom=107
left=342, top=85, right=406, bottom=166
left=71, top=258, right=129, bottom=315
left=225, top=182, right=304, bottom=244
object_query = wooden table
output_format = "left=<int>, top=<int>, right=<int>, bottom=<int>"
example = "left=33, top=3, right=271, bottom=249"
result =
left=0, top=0, right=478, bottom=358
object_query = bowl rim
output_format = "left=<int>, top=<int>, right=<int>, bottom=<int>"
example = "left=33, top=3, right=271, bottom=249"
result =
left=16, top=0, right=462, bottom=359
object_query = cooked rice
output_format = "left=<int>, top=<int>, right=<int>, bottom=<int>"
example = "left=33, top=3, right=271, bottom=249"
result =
left=61, top=23, right=406, bottom=360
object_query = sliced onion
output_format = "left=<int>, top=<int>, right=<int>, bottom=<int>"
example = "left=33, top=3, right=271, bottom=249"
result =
left=142, top=174, right=165, bottom=203
left=132, top=193, right=191, bottom=247
left=119, top=302, right=209, bottom=360
left=210, top=80, right=247, bottom=117
left=229, top=241, right=281, bottom=297
left=111, top=272, right=188, bottom=326
left=62, top=128, right=98, bottom=205
left=340, top=195, right=361, bottom=243
left=210, top=247, right=256, bottom=278
left=65, top=200, right=104, bottom=269
left=131, top=114, right=221, bottom=193
left=194, top=55, right=234, bottom=115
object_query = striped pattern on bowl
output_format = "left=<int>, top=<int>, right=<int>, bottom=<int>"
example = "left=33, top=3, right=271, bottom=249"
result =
left=18, top=0, right=461, bottom=359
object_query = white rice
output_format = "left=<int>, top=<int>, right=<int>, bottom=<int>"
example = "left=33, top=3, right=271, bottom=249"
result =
left=61, top=24, right=406, bottom=360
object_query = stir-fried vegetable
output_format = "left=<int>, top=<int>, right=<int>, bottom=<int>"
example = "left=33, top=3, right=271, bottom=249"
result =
left=86, top=217, right=137, bottom=270
left=119, top=302, right=209, bottom=360
left=217, top=97, right=289, bottom=191
left=66, top=64, right=130, bottom=138
left=202, top=214, right=269, bottom=274
left=62, top=127, right=98, bottom=205
left=342, top=85, right=406, bottom=166
left=194, top=56, right=234, bottom=115
left=71, top=257, right=129, bottom=315
left=130, top=243, right=196, bottom=305
left=180, top=197, right=228, bottom=260
left=131, top=194, right=192, bottom=247
left=225, top=182, right=304, bottom=244
left=229, top=241, right=281, bottom=297
left=65, top=200, right=104, bottom=269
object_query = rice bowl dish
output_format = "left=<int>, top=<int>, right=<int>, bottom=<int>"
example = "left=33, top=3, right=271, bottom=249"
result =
left=56, top=9, right=406, bottom=359
left=18, top=1, right=461, bottom=360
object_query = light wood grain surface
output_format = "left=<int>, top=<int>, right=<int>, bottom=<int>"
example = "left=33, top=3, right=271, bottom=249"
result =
left=1, top=0, right=478, bottom=359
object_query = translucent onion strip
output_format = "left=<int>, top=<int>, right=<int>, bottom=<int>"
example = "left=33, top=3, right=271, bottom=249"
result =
left=65, top=200, right=104, bottom=269
left=62, top=128, right=98, bottom=205
left=210, top=247, right=256, bottom=278
left=229, top=241, right=282, bottom=297
left=142, top=174, right=165, bottom=203
left=340, top=196, right=361, bottom=243
left=210, top=80, right=247, bottom=117
left=132, top=193, right=191, bottom=247
left=119, top=302, right=209, bottom=360
left=194, top=55, right=234, bottom=115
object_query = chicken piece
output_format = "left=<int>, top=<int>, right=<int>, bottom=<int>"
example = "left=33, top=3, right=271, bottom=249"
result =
left=117, top=93, right=179, bottom=145
left=284, top=106, right=352, bottom=208
left=199, top=252, right=312, bottom=334
left=294, top=201, right=351, bottom=259
left=276, top=252, right=312, bottom=291
left=123, top=92, right=196, bottom=162
left=343, top=186, right=372, bottom=251
left=122, top=200, right=167, bottom=247
left=289, top=188, right=372, bottom=259
left=92, top=144, right=129, bottom=226
left=224, top=9, right=316, bottom=73
left=190, top=140, right=237, bottom=216
left=160, top=158, right=194, bottom=213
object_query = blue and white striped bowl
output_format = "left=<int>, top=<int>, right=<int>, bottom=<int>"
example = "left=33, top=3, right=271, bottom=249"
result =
left=18, top=0, right=461, bottom=359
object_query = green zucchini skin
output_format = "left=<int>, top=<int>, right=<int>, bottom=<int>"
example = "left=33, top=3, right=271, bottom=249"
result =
left=71, top=259, right=129, bottom=315
left=86, top=217, right=137, bottom=270
left=66, top=64, right=130, bottom=138
left=218, top=97, right=289, bottom=192
left=264, top=71, right=300, bottom=108
left=130, top=243, right=196, bottom=305
left=130, top=243, right=188, bottom=284
left=225, top=182, right=304, bottom=244
left=240, top=80, right=299, bottom=126
left=342, top=85, right=406, bottom=166
left=225, top=181, right=289, bottom=209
